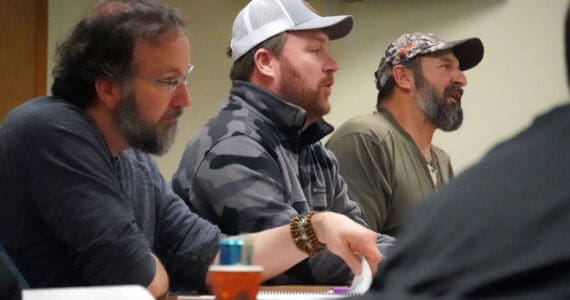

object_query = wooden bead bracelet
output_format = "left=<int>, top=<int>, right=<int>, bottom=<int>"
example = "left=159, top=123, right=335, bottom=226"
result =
left=290, top=211, right=326, bottom=256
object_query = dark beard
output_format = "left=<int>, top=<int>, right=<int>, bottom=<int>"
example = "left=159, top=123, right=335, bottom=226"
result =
left=115, top=88, right=180, bottom=155
left=416, top=75, right=464, bottom=132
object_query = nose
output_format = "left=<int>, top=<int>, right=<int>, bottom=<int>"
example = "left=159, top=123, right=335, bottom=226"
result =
left=454, top=69, right=468, bottom=87
left=324, top=53, right=339, bottom=74
left=171, top=83, right=191, bottom=107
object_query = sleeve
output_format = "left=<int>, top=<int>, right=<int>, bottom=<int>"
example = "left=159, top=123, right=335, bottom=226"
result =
left=0, top=244, right=27, bottom=292
left=325, top=145, right=369, bottom=226
left=153, top=172, right=221, bottom=293
left=310, top=144, right=397, bottom=283
left=326, top=133, right=393, bottom=233
left=192, top=135, right=300, bottom=234
left=25, top=115, right=155, bottom=286
left=193, top=136, right=354, bottom=284
left=305, top=147, right=368, bottom=285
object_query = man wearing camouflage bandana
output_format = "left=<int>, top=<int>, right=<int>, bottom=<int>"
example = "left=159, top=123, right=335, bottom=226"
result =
left=173, top=0, right=395, bottom=285
left=326, top=32, right=484, bottom=235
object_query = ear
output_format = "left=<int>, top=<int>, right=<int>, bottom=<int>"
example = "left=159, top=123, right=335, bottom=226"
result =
left=94, top=78, right=123, bottom=110
left=392, top=64, right=414, bottom=91
left=253, top=48, right=277, bottom=78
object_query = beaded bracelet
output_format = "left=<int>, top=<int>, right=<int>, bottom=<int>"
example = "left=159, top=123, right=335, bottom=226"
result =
left=290, top=215, right=312, bottom=255
left=290, top=212, right=327, bottom=256
left=304, top=212, right=326, bottom=254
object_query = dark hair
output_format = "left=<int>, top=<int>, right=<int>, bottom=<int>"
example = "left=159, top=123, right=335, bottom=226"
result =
left=376, top=57, right=422, bottom=110
left=51, top=0, right=186, bottom=108
left=227, top=32, right=287, bottom=82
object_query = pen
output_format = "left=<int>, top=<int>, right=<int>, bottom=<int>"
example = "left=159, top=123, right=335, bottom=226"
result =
left=330, top=286, right=350, bottom=294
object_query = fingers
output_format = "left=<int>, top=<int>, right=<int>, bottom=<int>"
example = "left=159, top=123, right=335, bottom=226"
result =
left=311, top=212, right=383, bottom=275
left=338, top=244, right=380, bottom=276
left=363, top=239, right=383, bottom=264
left=332, top=231, right=381, bottom=276
left=355, top=237, right=382, bottom=275
left=366, top=254, right=380, bottom=275
left=336, top=249, right=363, bottom=275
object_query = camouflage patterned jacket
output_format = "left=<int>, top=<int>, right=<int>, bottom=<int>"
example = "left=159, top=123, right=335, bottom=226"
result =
left=173, top=81, right=395, bottom=284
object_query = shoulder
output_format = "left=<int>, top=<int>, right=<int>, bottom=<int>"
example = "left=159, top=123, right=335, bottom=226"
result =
left=197, top=103, right=268, bottom=146
left=189, top=98, right=282, bottom=160
left=2, top=97, right=97, bottom=139
left=334, top=112, right=396, bottom=138
left=328, top=112, right=399, bottom=148
left=339, top=112, right=392, bottom=131
left=0, top=97, right=111, bottom=171
left=431, top=145, right=451, bottom=161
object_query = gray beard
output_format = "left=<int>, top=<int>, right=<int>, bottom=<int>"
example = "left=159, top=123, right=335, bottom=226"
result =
left=416, top=79, right=463, bottom=132
left=115, top=90, right=178, bottom=155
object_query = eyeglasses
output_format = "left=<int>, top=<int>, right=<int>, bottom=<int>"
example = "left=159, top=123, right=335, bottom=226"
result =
left=132, top=64, right=194, bottom=93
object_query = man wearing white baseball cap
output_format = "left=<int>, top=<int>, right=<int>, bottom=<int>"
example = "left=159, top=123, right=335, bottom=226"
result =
left=173, top=0, right=396, bottom=285
left=327, top=32, right=484, bottom=236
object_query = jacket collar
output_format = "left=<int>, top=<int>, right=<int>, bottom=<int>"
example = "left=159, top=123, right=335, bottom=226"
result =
left=230, top=81, right=334, bottom=146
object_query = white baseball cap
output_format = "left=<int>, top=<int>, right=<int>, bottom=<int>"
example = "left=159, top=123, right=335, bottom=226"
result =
left=230, top=0, right=353, bottom=62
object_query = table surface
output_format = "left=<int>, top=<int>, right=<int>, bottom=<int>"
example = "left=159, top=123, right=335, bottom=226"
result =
left=165, top=285, right=340, bottom=300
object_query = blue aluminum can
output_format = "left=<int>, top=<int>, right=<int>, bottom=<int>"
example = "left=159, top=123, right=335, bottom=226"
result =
left=219, top=238, right=243, bottom=265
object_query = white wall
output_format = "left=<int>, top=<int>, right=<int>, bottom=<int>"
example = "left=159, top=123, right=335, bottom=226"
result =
left=47, top=1, right=92, bottom=91
left=325, top=0, right=568, bottom=173
left=48, top=0, right=569, bottom=179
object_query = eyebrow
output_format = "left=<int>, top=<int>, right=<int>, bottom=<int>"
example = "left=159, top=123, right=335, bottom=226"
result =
left=439, top=56, right=456, bottom=63
left=162, top=66, right=189, bottom=74
left=314, top=34, right=328, bottom=43
left=301, top=30, right=329, bottom=44
left=142, top=65, right=188, bottom=76
left=429, top=53, right=458, bottom=65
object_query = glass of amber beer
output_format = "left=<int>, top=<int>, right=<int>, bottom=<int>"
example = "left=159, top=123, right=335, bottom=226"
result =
left=207, top=264, right=263, bottom=300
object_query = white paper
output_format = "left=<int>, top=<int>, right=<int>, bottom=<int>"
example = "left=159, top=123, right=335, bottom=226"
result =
left=22, top=285, right=154, bottom=300
left=347, top=255, right=372, bottom=294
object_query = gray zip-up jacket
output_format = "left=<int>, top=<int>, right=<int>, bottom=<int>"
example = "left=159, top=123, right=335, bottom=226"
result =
left=173, top=81, right=395, bottom=285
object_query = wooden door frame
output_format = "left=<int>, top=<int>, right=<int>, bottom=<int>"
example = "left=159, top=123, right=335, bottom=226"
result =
left=0, top=0, right=47, bottom=121
left=35, top=0, right=47, bottom=96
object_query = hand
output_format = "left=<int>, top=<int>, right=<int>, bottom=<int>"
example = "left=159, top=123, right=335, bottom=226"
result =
left=310, top=212, right=382, bottom=275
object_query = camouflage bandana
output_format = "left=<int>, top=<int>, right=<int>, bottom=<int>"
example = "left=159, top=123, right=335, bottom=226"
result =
left=374, top=32, right=484, bottom=92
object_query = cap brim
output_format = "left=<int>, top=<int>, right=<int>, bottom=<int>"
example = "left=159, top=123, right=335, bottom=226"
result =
left=450, top=38, right=484, bottom=71
left=289, top=15, right=354, bottom=40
